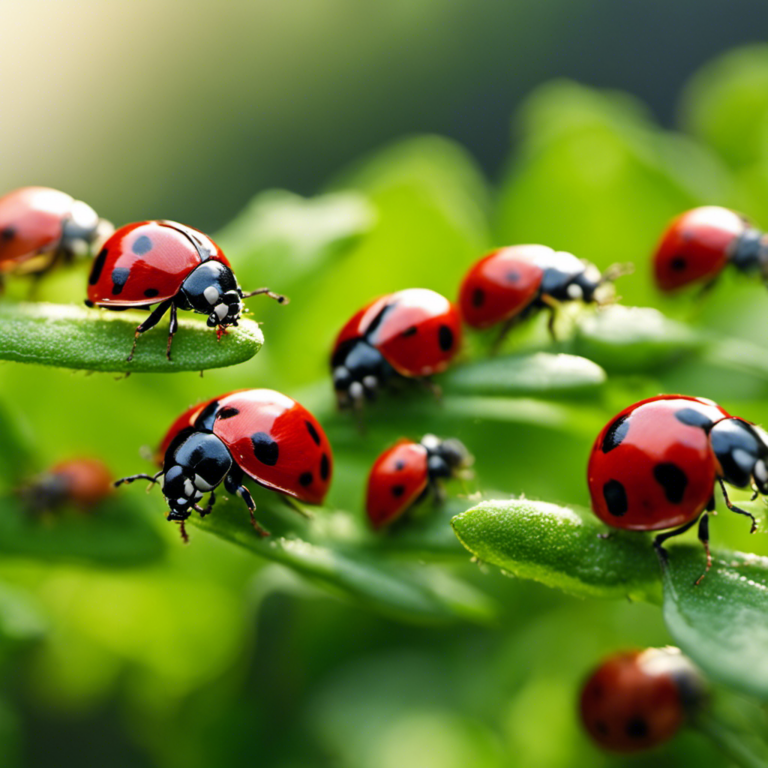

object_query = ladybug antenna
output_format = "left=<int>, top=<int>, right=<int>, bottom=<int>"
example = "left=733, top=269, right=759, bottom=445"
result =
left=239, top=287, right=289, bottom=304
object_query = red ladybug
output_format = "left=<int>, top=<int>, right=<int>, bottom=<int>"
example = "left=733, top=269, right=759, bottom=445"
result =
left=331, top=288, right=462, bottom=408
left=85, top=220, right=286, bottom=360
left=458, top=244, right=618, bottom=344
left=366, top=434, right=471, bottom=529
left=0, top=186, right=112, bottom=276
left=580, top=647, right=707, bottom=753
left=653, top=206, right=765, bottom=292
left=116, top=389, right=333, bottom=540
left=587, top=395, right=763, bottom=580
left=19, top=458, right=114, bottom=513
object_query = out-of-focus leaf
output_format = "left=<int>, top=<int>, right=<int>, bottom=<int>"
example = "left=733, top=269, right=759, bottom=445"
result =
left=573, top=305, right=702, bottom=372
left=440, top=352, right=605, bottom=397
left=0, top=303, right=263, bottom=373
left=0, top=402, right=35, bottom=487
left=0, top=494, right=165, bottom=567
left=0, top=582, right=47, bottom=648
left=451, top=500, right=662, bottom=603
left=662, top=549, right=768, bottom=701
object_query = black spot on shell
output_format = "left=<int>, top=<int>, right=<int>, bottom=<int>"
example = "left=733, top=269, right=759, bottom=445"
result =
left=602, top=414, right=630, bottom=453
left=675, top=407, right=713, bottom=430
left=471, top=288, right=485, bottom=307
left=603, top=480, right=628, bottom=517
left=394, top=460, right=406, bottom=471
left=299, top=472, right=313, bottom=487
left=653, top=463, right=687, bottom=504
left=111, top=267, right=130, bottom=295
left=438, top=325, right=454, bottom=352
left=626, top=718, right=649, bottom=739
left=89, top=247, right=108, bottom=285
left=506, top=270, right=521, bottom=283
left=670, top=257, right=687, bottom=272
left=320, top=453, right=330, bottom=481
left=391, top=485, right=405, bottom=497
left=0, top=227, right=16, bottom=241
left=251, top=432, right=279, bottom=466
left=144, top=288, right=159, bottom=299
left=402, top=325, right=418, bottom=338
left=217, top=406, right=240, bottom=420
left=305, top=420, right=321, bottom=446
left=132, top=235, right=153, bottom=255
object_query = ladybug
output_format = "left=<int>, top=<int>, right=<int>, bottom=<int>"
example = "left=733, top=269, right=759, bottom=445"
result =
left=366, top=434, right=471, bottom=529
left=653, top=206, right=766, bottom=292
left=19, top=458, right=114, bottom=514
left=587, top=395, right=763, bottom=581
left=116, top=389, right=333, bottom=541
left=331, top=288, right=462, bottom=408
left=85, top=220, right=286, bottom=361
left=580, top=647, right=707, bottom=753
left=0, top=186, right=112, bottom=277
left=458, top=244, right=619, bottom=346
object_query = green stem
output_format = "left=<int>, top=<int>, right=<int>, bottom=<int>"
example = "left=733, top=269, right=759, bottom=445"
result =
left=694, top=713, right=768, bottom=768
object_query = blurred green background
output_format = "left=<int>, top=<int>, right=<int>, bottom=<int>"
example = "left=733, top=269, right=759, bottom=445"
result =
left=3, top=2, right=768, bottom=766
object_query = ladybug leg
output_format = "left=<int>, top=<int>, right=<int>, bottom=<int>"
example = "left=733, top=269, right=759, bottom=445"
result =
left=178, top=519, right=189, bottom=544
left=127, top=299, right=173, bottom=362
left=114, top=471, right=162, bottom=489
left=239, top=287, right=289, bottom=304
left=718, top=478, right=758, bottom=533
left=540, top=294, right=560, bottom=341
left=653, top=516, right=699, bottom=567
left=166, top=303, right=178, bottom=361
left=490, top=318, right=517, bottom=356
left=224, top=472, right=270, bottom=537
left=694, top=513, right=712, bottom=586
left=193, top=489, right=216, bottom=517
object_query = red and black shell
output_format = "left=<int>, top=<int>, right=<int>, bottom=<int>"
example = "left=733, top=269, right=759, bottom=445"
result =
left=587, top=395, right=768, bottom=532
left=19, top=458, right=114, bottom=513
left=458, top=244, right=606, bottom=329
left=87, top=220, right=229, bottom=308
left=159, top=389, right=333, bottom=509
left=0, top=186, right=111, bottom=272
left=580, top=647, right=707, bottom=753
left=653, top=206, right=766, bottom=292
left=331, top=288, right=462, bottom=407
left=365, top=434, right=470, bottom=529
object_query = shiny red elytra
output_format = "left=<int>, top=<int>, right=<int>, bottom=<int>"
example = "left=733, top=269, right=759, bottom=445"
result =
left=331, top=288, right=462, bottom=408
left=0, top=186, right=112, bottom=276
left=587, top=395, right=763, bottom=581
left=580, top=647, right=707, bottom=753
left=117, top=389, right=333, bottom=541
left=458, top=244, right=616, bottom=342
left=19, top=458, right=114, bottom=513
left=365, top=434, right=471, bottom=529
left=85, top=220, right=286, bottom=361
left=653, top=206, right=765, bottom=292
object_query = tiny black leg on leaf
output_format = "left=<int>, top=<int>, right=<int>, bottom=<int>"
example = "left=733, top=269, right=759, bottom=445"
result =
left=718, top=478, right=758, bottom=533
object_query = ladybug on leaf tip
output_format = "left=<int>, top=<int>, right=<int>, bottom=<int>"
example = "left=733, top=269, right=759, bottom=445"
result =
left=116, top=389, right=332, bottom=542
left=653, top=206, right=768, bottom=292
left=588, top=394, right=765, bottom=583
left=458, top=244, right=625, bottom=348
left=366, top=434, right=472, bottom=529
left=0, top=186, right=113, bottom=278
left=580, top=647, right=708, bottom=753
left=331, top=288, right=462, bottom=410
left=85, top=220, right=287, bottom=361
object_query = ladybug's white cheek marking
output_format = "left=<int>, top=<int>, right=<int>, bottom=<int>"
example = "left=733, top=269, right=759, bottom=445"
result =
left=194, top=474, right=213, bottom=491
left=754, top=460, right=768, bottom=486
left=567, top=283, right=583, bottom=300
left=183, top=479, right=194, bottom=497
left=349, top=381, right=364, bottom=401
left=215, top=304, right=228, bottom=322
left=176, top=497, right=187, bottom=506
left=204, top=286, right=219, bottom=305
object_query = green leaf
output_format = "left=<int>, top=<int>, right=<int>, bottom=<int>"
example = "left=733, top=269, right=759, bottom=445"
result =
left=573, top=305, right=703, bottom=372
left=0, top=582, right=47, bottom=648
left=451, top=500, right=661, bottom=603
left=0, top=302, right=263, bottom=373
left=0, top=494, right=165, bottom=567
left=189, top=491, right=495, bottom=624
left=439, top=352, right=606, bottom=397
left=662, top=549, right=768, bottom=701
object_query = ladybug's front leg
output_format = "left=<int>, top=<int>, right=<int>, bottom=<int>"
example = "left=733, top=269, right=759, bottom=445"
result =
left=193, top=489, right=216, bottom=517
left=224, top=471, right=270, bottom=537
left=718, top=478, right=758, bottom=533
left=127, top=299, right=173, bottom=362
left=652, top=516, right=699, bottom=568
left=694, top=513, right=712, bottom=586
left=166, top=303, right=178, bottom=361
left=539, top=294, right=560, bottom=341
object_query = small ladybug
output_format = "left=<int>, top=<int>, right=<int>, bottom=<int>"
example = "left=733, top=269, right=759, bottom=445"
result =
left=331, top=288, right=462, bottom=409
left=653, top=206, right=766, bottom=292
left=458, top=244, right=619, bottom=346
left=366, top=434, right=472, bottom=529
left=587, top=395, right=763, bottom=581
left=0, top=186, right=112, bottom=277
left=19, top=458, right=114, bottom=514
left=116, top=389, right=333, bottom=541
left=580, top=647, right=707, bottom=753
left=85, top=220, right=287, bottom=360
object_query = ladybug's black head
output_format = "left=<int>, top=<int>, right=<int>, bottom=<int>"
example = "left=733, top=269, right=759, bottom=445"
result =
left=179, top=261, right=244, bottom=328
left=420, top=434, right=473, bottom=480
left=331, top=339, right=395, bottom=409
left=60, top=200, right=113, bottom=259
left=710, top=418, right=768, bottom=495
left=161, top=431, right=232, bottom=521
